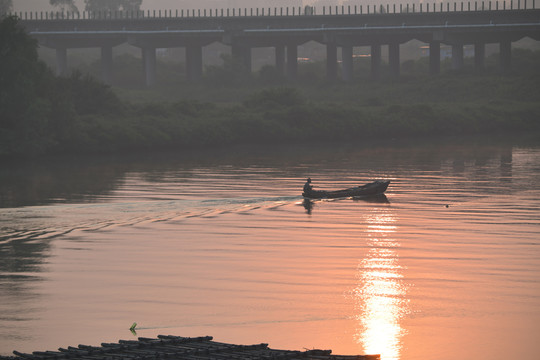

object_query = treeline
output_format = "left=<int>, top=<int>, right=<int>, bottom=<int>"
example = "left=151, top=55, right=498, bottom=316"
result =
left=1, top=15, right=540, bottom=159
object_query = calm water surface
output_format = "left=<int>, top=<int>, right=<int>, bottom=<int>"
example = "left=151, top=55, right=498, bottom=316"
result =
left=1, top=141, right=539, bottom=360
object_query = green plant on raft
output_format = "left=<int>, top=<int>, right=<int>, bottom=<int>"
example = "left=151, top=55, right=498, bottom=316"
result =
left=130, top=322, right=137, bottom=336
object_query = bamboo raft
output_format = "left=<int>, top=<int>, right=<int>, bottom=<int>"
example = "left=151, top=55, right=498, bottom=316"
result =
left=0, top=335, right=380, bottom=360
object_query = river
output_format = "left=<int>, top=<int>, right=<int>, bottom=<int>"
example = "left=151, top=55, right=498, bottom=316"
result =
left=1, top=139, right=539, bottom=360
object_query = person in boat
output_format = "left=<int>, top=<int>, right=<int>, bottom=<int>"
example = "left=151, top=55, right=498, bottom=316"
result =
left=303, top=178, right=313, bottom=193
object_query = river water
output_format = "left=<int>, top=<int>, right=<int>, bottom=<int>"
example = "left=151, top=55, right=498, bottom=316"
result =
left=1, top=140, right=539, bottom=360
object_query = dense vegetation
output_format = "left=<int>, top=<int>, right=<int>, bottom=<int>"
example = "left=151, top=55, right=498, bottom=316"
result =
left=1, top=15, right=539, bottom=159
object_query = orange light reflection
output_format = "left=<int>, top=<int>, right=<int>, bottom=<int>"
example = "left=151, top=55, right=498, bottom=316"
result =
left=354, top=211, right=409, bottom=360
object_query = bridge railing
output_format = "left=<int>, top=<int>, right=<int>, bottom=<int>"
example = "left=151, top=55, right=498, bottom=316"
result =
left=5, top=1, right=539, bottom=21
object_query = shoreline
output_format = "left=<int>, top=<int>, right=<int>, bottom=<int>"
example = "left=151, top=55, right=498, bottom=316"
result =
left=2, top=129, right=539, bottom=165
left=3, top=99, right=540, bottom=161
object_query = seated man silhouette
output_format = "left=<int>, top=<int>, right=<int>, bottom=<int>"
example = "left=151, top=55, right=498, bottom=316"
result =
left=303, top=178, right=313, bottom=193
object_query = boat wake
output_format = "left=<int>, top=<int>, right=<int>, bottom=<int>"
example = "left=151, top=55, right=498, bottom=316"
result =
left=0, top=196, right=301, bottom=245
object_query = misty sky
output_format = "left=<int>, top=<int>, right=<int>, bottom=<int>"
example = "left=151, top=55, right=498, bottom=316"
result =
left=11, top=0, right=309, bottom=12
left=13, top=0, right=393, bottom=13
left=10, top=0, right=448, bottom=15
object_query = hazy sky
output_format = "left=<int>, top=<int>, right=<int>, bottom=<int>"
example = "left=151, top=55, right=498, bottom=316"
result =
left=11, top=0, right=326, bottom=12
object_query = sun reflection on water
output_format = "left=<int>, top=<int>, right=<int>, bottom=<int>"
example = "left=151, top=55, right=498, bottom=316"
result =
left=353, top=211, right=409, bottom=360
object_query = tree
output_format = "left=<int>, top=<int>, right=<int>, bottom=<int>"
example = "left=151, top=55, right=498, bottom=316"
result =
left=0, top=15, right=53, bottom=155
left=49, top=0, right=78, bottom=12
left=84, top=0, right=142, bottom=12
left=0, top=0, right=13, bottom=15
left=0, top=15, right=123, bottom=157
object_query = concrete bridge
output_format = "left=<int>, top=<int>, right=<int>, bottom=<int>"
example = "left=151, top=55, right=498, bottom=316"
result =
left=14, top=2, right=540, bottom=86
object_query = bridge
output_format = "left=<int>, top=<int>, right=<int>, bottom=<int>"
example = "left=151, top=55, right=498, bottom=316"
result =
left=13, top=2, right=540, bottom=86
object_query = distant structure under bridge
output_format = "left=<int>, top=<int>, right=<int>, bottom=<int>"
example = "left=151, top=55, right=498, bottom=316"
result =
left=12, top=2, right=540, bottom=86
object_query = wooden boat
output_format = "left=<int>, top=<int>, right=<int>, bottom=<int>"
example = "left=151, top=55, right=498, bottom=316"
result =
left=302, top=180, right=390, bottom=199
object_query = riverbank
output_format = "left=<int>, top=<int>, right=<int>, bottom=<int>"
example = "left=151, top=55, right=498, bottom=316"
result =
left=47, top=83, right=540, bottom=154
left=3, top=86, right=540, bottom=159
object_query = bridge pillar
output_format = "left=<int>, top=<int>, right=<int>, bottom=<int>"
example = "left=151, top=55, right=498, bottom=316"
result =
left=286, top=44, right=297, bottom=79
left=389, top=43, right=400, bottom=79
left=371, top=44, right=381, bottom=80
left=55, top=47, right=68, bottom=76
left=186, top=45, right=203, bottom=81
left=232, top=45, right=252, bottom=73
left=142, top=46, right=156, bottom=87
left=275, top=45, right=285, bottom=76
left=474, top=42, right=485, bottom=73
left=101, top=46, right=113, bottom=85
left=341, top=45, right=353, bottom=82
left=326, top=43, right=338, bottom=81
left=451, top=44, right=464, bottom=70
left=500, top=40, right=511, bottom=73
left=429, top=42, right=440, bottom=75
